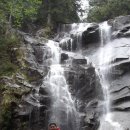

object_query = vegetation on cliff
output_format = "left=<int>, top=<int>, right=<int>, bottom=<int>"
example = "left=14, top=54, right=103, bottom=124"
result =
left=88, top=0, right=130, bottom=22
left=0, top=0, right=80, bottom=30
left=0, top=31, right=31, bottom=130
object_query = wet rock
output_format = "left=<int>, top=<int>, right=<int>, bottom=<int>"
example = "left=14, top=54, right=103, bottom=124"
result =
left=110, top=15, right=130, bottom=31
left=59, top=37, right=77, bottom=51
left=64, top=58, right=103, bottom=101
left=112, top=57, right=129, bottom=63
left=36, top=28, right=51, bottom=38
left=32, top=45, right=44, bottom=64
left=82, top=24, right=100, bottom=46
left=39, top=87, right=49, bottom=96
left=64, top=55, right=103, bottom=129
left=61, top=53, right=69, bottom=63
left=106, top=59, right=130, bottom=81
left=112, top=25, right=130, bottom=38
left=110, top=15, right=130, bottom=38
left=16, top=104, right=31, bottom=121
left=99, top=37, right=130, bottom=128
left=24, top=35, right=48, bottom=45
left=39, top=96, right=51, bottom=107
left=72, top=57, right=87, bottom=65
left=26, top=68, right=43, bottom=83
left=81, top=111, right=100, bottom=130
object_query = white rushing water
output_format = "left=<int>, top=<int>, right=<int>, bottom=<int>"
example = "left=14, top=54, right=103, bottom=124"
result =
left=98, top=22, right=123, bottom=130
left=44, top=40, right=80, bottom=130
left=42, top=21, right=125, bottom=130
left=59, top=23, right=92, bottom=52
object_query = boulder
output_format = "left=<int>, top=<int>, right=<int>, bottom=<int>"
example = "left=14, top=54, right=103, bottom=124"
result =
left=63, top=55, right=103, bottom=129
left=61, top=53, right=69, bottom=63
left=72, top=57, right=87, bottom=65
left=112, top=25, right=130, bottom=38
left=82, top=24, right=100, bottom=46
left=110, top=15, right=130, bottom=31
left=110, top=15, right=130, bottom=38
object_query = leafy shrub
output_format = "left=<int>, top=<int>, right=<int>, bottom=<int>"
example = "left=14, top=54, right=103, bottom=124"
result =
left=87, top=0, right=130, bottom=22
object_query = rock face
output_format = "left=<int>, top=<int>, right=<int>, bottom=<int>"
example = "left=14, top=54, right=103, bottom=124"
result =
left=82, top=24, right=100, bottom=46
left=2, top=15, right=130, bottom=130
left=110, top=15, right=130, bottom=31
left=83, top=15, right=130, bottom=129
left=106, top=38, right=130, bottom=129
left=9, top=36, right=53, bottom=130
left=110, top=15, right=130, bottom=38
left=18, top=33, right=104, bottom=130
left=63, top=54, right=103, bottom=130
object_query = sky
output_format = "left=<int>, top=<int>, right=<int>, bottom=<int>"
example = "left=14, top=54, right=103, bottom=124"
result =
left=78, top=0, right=89, bottom=21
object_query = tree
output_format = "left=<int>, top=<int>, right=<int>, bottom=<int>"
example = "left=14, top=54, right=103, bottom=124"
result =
left=0, top=0, right=42, bottom=27
left=87, top=0, right=130, bottom=22
left=38, top=0, right=79, bottom=27
left=0, top=0, right=80, bottom=30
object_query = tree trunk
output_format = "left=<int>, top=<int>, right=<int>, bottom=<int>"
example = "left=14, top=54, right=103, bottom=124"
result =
left=47, top=0, right=52, bottom=27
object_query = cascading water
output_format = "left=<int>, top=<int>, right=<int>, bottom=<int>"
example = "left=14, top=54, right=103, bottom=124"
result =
left=57, top=23, right=92, bottom=52
left=98, top=21, right=112, bottom=115
left=25, top=20, right=125, bottom=130
left=43, top=40, right=80, bottom=130
left=15, top=1, right=130, bottom=130
left=98, top=22, right=123, bottom=130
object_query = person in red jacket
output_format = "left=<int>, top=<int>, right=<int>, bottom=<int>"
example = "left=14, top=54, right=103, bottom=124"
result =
left=49, top=123, right=61, bottom=130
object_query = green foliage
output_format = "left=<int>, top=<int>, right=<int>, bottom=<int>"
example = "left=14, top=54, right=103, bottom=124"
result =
left=88, top=0, right=130, bottom=22
left=50, top=0, right=79, bottom=23
left=38, top=0, right=79, bottom=27
left=0, top=0, right=79, bottom=29
left=0, top=103, right=12, bottom=130
left=0, top=0, right=42, bottom=27
left=0, top=85, right=16, bottom=130
left=89, top=0, right=108, bottom=6
left=0, top=34, right=20, bottom=77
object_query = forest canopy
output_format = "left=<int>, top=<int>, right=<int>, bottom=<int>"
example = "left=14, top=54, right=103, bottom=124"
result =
left=0, top=0, right=80, bottom=29
left=87, top=0, right=130, bottom=22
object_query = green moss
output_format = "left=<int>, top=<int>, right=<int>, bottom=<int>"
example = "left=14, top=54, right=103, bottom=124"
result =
left=23, top=71, right=38, bottom=82
left=0, top=33, right=21, bottom=77
left=0, top=104, right=12, bottom=130
left=0, top=61, right=18, bottom=76
left=0, top=85, right=15, bottom=130
left=37, top=26, right=52, bottom=38
left=0, top=84, right=31, bottom=130
left=0, top=84, right=6, bottom=91
left=22, top=68, right=42, bottom=83
left=21, top=122, right=28, bottom=129
left=0, top=20, right=31, bottom=130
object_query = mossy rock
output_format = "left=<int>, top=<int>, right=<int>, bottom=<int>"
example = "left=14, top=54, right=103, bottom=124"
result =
left=22, top=68, right=43, bottom=83
left=0, top=33, right=21, bottom=77
left=0, top=84, right=31, bottom=130
left=36, top=26, right=52, bottom=38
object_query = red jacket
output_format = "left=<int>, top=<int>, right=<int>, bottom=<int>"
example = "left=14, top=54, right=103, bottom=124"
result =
left=50, top=128, right=60, bottom=130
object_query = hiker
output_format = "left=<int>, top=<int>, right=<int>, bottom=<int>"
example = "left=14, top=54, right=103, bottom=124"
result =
left=49, top=123, right=60, bottom=130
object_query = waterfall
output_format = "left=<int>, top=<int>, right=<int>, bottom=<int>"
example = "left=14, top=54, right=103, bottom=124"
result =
left=98, top=22, right=123, bottom=130
left=24, top=20, right=125, bottom=130
left=44, top=22, right=93, bottom=130
left=43, top=40, right=80, bottom=130
left=57, top=23, right=91, bottom=52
